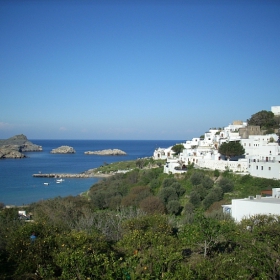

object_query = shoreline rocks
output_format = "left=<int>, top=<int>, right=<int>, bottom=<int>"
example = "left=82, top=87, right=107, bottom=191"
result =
left=0, top=147, right=26, bottom=159
left=50, top=146, right=76, bottom=154
left=84, top=149, right=126, bottom=156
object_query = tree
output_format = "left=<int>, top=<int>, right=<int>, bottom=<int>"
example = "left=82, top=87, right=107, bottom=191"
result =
left=189, top=191, right=201, bottom=207
left=190, top=172, right=214, bottom=189
left=218, top=177, right=234, bottom=193
left=247, top=110, right=276, bottom=129
left=139, top=196, right=166, bottom=214
left=159, top=187, right=178, bottom=204
left=166, top=200, right=182, bottom=215
left=203, top=187, right=223, bottom=209
left=171, top=144, right=184, bottom=155
left=136, top=158, right=145, bottom=169
left=218, top=141, right=245, bottom=159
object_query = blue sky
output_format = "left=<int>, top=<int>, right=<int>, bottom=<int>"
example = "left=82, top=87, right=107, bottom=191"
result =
left=1, top=0, right=279, bottom=140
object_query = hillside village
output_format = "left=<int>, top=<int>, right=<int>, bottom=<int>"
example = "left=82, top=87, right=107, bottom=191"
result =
left=153, top=105, right=280, bottom=180
left=153, top=106, right=280, bottom=221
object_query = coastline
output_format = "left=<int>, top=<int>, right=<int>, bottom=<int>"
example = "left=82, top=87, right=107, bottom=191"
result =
left=32, top=172, right=114, bottom=179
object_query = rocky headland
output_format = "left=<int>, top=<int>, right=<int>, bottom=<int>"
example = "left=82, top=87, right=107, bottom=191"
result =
left=84, top=149, right=126, bottom=155
left=0, top=134, right=42, bottom=159
left=50, top=146, right=76, bottom=154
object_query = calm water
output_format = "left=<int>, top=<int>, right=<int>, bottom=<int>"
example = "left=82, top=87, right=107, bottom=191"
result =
left=0, top=140, right=181, bottom=206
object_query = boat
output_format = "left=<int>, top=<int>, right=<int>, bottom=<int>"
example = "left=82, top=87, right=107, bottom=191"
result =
left=43, top=183, right=49, bottom=185
left=56, top=179, right=64, bottom=183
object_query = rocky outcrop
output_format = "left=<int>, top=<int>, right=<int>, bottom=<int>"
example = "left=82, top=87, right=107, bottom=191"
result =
left=0, top=134, right=42, bottom=159
left=84, top=149, right=126, bottom=155
left=0, top=146, right=26, bottom=159
left=50, top=146, right=76, bottom=154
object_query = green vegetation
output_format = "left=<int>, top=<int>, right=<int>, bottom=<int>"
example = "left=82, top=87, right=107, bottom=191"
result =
left=218, top=141, right=245, bottom=159
left=247, top=109, right=279, bottom=133
left=171, top=144, right=184, bottom=155
left=93, top=158, right=165, bottom=174
left=1, top=160, right=280, bottom=279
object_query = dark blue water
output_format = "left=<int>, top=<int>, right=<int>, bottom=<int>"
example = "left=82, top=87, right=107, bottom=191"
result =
left=0, top=140, right=180, bottom=206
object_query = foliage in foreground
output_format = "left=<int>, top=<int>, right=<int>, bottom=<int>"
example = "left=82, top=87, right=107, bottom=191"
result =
left=1, top=163, right=280, bottom=279
left=1, top=206, right=280, bottom=279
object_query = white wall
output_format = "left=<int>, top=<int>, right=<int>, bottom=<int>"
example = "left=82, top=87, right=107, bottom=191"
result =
left=271, top=106, right=280, bottom=116
left=231, top=197, right=280, bottom=222
left=198, top=158, right=248, bottom=172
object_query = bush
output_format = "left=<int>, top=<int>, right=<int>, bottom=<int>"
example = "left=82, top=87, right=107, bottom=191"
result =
left=218, top=177, right=234, bottom=193
left=214, top=169, right=220, bottom=178
left=167, top=200, right=182, bottom=215
left=190, top=172, right=213, bottom=189
left=189, top=191, right=201, bottom=208
left=170, top=182, right=186, bottom=197
left=184, top=202, right=195, bottom=214
left=121, top=186, right=151, bottom=207
left=190, top=172, right=204, bottom=186
left=203, top=187, right=223, bottom=209
left=195, top=184, right=208, bottom=200
left=159, top=187, right=178, bottom=204
left=162, top=178, right=177, bottom=188
left=139, top=196, right=166, bottom=214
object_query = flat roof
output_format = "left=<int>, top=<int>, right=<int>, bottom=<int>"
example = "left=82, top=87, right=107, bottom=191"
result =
left=233, top=197, right=280, bottom=204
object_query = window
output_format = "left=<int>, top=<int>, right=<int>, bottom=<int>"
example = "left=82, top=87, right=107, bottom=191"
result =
left=256, top=166, right=258, bottom=170
left=269, top=167, right=271, bottom=171
left=261, top=166, right=263, bottom=170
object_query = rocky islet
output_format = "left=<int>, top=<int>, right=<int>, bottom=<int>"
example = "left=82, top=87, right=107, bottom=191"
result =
left=0, top=134, right=42, bottom=159
left=50, top=146, right=76, bottom=154
left=84, top=149, right=126, bottom=155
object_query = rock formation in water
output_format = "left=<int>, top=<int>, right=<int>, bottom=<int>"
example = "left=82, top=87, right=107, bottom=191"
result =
left=84, top=149, right=126, bottom=155
left=0, top=134, right=42, bottom=159
left=50, top=146, right=76, bottom=154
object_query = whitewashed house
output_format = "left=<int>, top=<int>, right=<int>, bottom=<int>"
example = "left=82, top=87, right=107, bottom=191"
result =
left=158, top=106, right=280, bottom=178
left=153, top=146, right=175, bottom=160
left=222, top=188, right=280, bottom=222
left=271, top=106, right=280, bottom=116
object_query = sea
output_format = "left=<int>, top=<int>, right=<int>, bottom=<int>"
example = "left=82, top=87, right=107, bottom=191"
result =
left=0, top=140, right=182, bottom=206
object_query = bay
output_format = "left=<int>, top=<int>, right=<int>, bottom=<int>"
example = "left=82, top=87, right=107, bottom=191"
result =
left=0, top=140, right=181, bottom=206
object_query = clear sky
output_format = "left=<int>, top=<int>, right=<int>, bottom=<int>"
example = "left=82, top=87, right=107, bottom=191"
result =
left=1, top=0, right=279, bottom=140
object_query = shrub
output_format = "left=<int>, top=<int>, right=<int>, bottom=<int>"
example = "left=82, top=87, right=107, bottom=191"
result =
left=214, top=169, right=220, bottom=178
left=167, top=200, right=182, bottom=215
left=218, top=177, right=234, bottom=193
left=170, top=182, right=186, bottom=197
left=184, top=202, right=195, bottom=214
left=203, top=187, right=223, bottom=209
left=189, top=191, right=201, bottom=207
left=159, top=187, right=178, bottom=204
left=139, top=196, right=166, bottom=214
left=162, top=178, right=177, bottom=188
left=121, top=186, right=151, bottom=207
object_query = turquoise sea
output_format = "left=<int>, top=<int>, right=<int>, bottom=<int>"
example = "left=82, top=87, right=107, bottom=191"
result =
left=0, top=140, right=181, bottom=206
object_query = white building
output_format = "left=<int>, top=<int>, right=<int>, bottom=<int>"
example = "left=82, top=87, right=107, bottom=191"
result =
left=222, top=188, right=280, bottom=222
left=157, top=106, right=280, bottom=179
left=153, top=146, right=175, bottom=160
left=271, top=106, right=280, bottom=116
